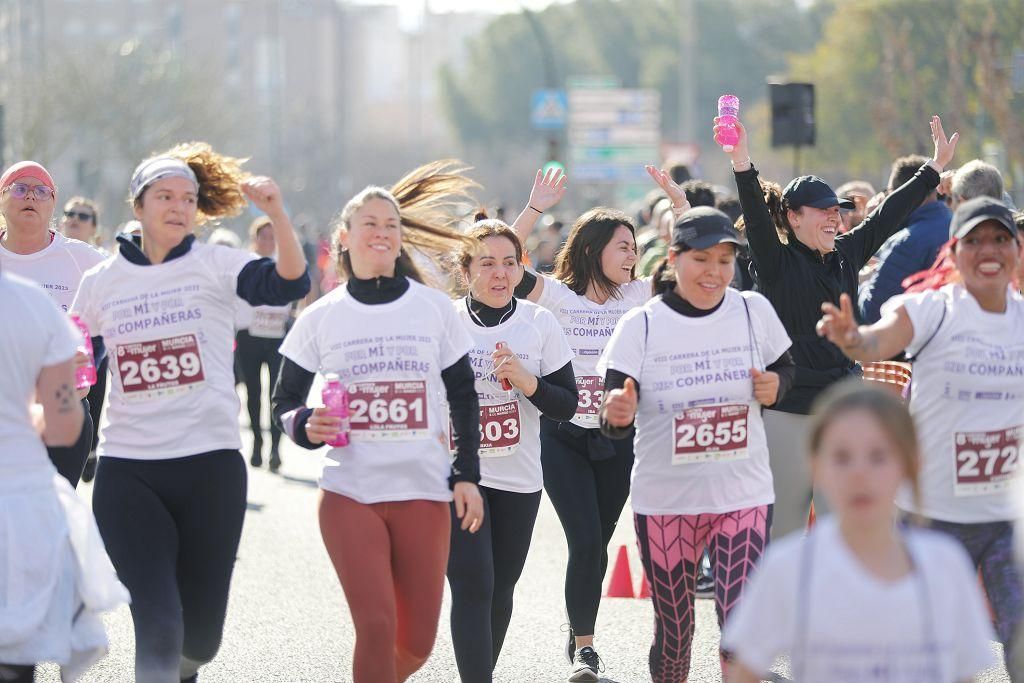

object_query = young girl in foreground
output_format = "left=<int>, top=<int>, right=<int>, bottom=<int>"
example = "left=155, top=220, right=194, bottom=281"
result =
left=723, top=381, right=997, bottom=683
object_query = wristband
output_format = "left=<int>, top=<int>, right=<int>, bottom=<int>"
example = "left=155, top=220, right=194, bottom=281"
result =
left=730, top=158, right=752, bottom=170
left=528, top=205, right=543, bottom=214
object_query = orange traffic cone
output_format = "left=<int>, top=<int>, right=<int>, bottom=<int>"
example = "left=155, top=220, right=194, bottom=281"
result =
left=637, top=572, right=651, bottom=599
left=605, top=545, right=635, bottom=598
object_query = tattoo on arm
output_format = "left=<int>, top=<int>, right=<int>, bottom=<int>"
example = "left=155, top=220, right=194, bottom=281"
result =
left=56, top=384, right=75, bottom=413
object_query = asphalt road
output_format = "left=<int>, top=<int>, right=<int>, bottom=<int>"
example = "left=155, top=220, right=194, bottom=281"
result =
left=38, top=404, right=1011, bottom=683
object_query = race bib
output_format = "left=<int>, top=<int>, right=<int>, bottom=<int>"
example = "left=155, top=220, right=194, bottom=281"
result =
left=953, top=426, right=1021, bottom=497
left=115, top=334, right=206, bottom=402
left=574, top=375, right=605, bottom=428
left=450, top=400, right=522, bottom=458
left=349, top=380, right=430, bottom=442
left=672, top=404, right=749, bottom=465
left=249, top=308, right=288, bottom=338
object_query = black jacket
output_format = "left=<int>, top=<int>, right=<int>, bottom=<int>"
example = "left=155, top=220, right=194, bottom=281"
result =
left=734, top=163, right=940, bottom=414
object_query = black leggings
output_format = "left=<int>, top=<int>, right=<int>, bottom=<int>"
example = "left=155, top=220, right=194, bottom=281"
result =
left=92, top=450, right=247, bottom=682
left=540, top=417, right=634, bottom=636
left=86, top=356, right=109, bottom=452
left=46, top=397, right=93, bottom=488
left=0, top=665, right=33, bottom=682
left=236, top=330, right=282, bottom=451
left=447, top=487, right=542, bottom=682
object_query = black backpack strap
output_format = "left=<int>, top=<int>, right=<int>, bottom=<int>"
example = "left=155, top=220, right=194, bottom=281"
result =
left=905, top=303, right=946, bottom=362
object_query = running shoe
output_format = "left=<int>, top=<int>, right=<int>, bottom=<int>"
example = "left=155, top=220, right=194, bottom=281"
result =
left=269, top=449, right=282, bottom=473
left=250, top=442, right=263, bottom=468
left=81, top=453, right=98, bottom=483
left=562, top=623, right=576, bottom=663
left=568, top=646, right=603, bottom=682
left=695, top=552, right=714, bottom=599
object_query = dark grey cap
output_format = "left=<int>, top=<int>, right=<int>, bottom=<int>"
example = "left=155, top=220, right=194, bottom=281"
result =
left=671, top=207, right=742, bottom=250
left=950, top=196, right=1017, bottom=240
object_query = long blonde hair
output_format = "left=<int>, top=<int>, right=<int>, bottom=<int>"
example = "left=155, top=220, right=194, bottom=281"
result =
left=332, top=160, right=478, bottom=285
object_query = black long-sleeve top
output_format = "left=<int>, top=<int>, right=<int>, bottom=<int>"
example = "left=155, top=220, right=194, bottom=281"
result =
left=463, top=295, right=578, bottom=421
left=272, top=275, right=481, bottom=488
left=599, top=289, right=797, bottom=439
left=734, top=162, right=939, bottom=414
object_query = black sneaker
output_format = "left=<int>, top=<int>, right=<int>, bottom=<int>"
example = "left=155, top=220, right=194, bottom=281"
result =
left=695, top=553, right=714, bottom=599
left=81, top=453, right=98, bottom=483
left=269, top=450, right=282, bottom=473
left=250, top=442, right=263, bottom=468
left=568, top=646, right=603, bottom=682
left=561, top=623, right=576, bottom=663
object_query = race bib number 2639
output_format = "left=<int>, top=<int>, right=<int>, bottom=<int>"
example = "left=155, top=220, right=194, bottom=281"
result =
left=116, top=334, right=206, bottom=402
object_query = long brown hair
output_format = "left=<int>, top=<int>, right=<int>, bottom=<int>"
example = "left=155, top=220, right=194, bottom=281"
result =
left=332, top=159, right=478, bottom=285
left=135, top=142, right=250, bottom=226
left=760, top=178, right=795, bottom=244
left=809, top=380, right=922, bottom=510
left=552, top=207, right=635, bottom=300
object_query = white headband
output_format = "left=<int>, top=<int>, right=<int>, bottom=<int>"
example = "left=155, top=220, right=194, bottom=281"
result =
left=130, top=156, right=199, bottom=201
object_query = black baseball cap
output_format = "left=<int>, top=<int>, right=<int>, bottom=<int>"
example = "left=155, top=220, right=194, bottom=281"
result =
left=671, top=207, right=742, bottom=250
left=783, top=175, right=855, bottom=210
left=949, top=196, right=1018, bottom=240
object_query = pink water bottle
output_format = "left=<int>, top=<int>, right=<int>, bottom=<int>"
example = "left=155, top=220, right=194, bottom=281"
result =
left=715, top=94, right=740, bottom=152
left=69, top=314, right=97, bottom=390
left=321, top=373, right=350, bottom=447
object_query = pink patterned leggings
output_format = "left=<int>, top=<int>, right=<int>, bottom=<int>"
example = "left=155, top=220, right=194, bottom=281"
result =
left=634, top=506, right=769, bottom=683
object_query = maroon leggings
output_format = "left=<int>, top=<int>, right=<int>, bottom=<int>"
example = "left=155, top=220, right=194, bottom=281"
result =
left=319, top=491, right=450, bottom=683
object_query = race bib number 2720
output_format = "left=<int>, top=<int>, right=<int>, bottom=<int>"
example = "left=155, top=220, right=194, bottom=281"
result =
left=116, top=334, right=206, bottom=402
left=954, top=426, right=1021, bottom=497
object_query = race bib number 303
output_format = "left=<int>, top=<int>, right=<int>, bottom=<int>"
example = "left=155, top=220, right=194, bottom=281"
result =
left=451, top=401, right=522, bottom=458
left=954, top=425, right=1021, bottom=497
left=349, top=380, right=430, bottom=442
left=672, top=404, right=749, bottom=466
left=116, top=334, right=206, bottom=402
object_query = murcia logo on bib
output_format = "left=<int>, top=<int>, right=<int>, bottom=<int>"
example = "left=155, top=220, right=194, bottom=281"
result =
left=451, top=400, right=522, bottom=458
left=672, top=404, right=749, bottom=465
left=116, top=334, right=206, bottom=401
left=953, top=425, right=1021, bottom=496
left=348, top=380, right=429, bottom=442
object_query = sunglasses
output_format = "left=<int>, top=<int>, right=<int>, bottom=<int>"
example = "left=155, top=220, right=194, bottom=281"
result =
left=64, top=210, right=94, bottom=222
left=3, top=182, right=54, bottom=201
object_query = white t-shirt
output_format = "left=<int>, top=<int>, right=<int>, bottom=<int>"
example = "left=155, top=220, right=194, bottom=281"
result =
left=597, top=289, right=791, bottom=514
left=279, top=280, right=473, bottom=504
left=536, top=275, right=650, bottom=428
left=454, top=298, right=574, bottom=493
left=240, top=304, right=291, bottom=338
left=70, top=242, right=257, bottom=459
left=0, top=230, right=108, bottom=312
left=884, top=284, right=1024, bottom=523
left=722, top=517, right=997, bottom=683
left=0, top=273, right=81, bottom=474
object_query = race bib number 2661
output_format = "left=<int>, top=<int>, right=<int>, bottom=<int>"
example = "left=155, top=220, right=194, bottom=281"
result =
left=116, top=334, right=206, bottom=402
left=348, top=380, right=430, bottom=442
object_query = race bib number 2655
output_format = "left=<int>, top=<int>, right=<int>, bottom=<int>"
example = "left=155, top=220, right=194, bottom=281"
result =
left=116, top=334, right=206, bottom=402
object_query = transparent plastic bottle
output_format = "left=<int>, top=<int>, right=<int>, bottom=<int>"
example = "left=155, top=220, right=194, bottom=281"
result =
left=495, top=341, right=513, bottom=391
left=715, top=94, right=740, bottom=152
left=321, top=373, right=350, bottom=447
left=69, top=314, right=97, bottom=389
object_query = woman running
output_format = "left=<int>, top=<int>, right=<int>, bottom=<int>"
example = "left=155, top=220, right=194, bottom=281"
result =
left=236, top=215, right=291, bottom=471
left=723, top=381, right=997, bottom=682
left=599, top=207, right=795, bottom=682
left=716, top=114, right=959, bottom=537
left=816, top=195, right=1024, bottom=676
left=510, top=166, right=689, bottom=680
left=448, top=218, right=577, bottom=681
left=0, top=270, right=127, bottom=683
left=0, top=161, right=107, bottom=487
left=70, top=143, right=311, bottom=682
left=272, top=163, right=484, bottom=683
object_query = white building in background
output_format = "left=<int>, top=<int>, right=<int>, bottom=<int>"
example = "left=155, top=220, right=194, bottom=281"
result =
left=0, top=0, right=490, bottom=224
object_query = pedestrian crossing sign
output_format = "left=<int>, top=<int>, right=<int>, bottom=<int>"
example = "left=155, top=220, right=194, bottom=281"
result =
left=531, top=89, right=568, bottom=130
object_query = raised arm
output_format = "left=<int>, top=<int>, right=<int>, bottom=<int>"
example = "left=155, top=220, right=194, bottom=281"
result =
left=838, top=115, right=958, bottom=268
left=509, top=167, right=567, bottom=249
left=816, top=293, right=914, bottom=362
left=242, top=176, right=307, bottom=281
left=714, top=120, right=786, bottom=281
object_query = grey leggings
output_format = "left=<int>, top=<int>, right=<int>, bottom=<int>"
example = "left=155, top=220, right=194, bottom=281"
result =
left=763, top=409, right=829, bottom=538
